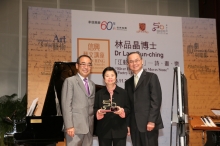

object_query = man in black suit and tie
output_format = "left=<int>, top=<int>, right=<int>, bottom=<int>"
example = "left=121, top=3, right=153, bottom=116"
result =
left=125, top=52, right=164, bottom=146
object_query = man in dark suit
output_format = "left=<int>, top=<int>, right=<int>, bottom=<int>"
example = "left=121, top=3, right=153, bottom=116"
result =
left=125, top=52, right=164, bottom=146
left=61, top=55, right=95, bottom=146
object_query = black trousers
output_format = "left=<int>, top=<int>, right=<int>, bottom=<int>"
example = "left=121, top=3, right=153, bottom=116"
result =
left=98, top=136, right=126, bottom=146
left=130, top=117, right=159, bottom=146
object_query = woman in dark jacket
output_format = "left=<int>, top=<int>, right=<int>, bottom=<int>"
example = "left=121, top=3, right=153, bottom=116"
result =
left=94, top=67, right=130, bottom=146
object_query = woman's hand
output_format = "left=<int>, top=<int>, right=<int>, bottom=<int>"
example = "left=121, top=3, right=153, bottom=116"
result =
left=96, top=109, right=106, bottom=120
left=98, top=109, right=106, bottom=115
left=114, top=106, right=122, bottom=114
left=114, top=106, right=125, bottom=118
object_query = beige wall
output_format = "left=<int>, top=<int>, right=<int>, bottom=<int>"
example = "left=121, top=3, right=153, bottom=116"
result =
left=182, top=17, right=220, bottom=145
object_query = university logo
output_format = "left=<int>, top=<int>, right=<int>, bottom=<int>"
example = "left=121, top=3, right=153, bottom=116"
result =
left=137, top=23, right=148, bottom=33
left=152, top=22, right=168, bottom=34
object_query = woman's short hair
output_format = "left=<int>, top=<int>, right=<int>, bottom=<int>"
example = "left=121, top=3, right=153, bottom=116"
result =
left=102, top=67, right=117, bottom=78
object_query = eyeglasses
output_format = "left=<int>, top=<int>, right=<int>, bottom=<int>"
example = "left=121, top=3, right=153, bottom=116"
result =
left=79, top=63, right=92, bottom=68
left=128, top=59, right=141, bottom=64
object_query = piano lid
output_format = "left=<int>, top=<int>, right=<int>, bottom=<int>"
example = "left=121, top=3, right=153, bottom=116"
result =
left=10, top=62, right=77, bottom=145
left=41, top=62, right=77, bottom=116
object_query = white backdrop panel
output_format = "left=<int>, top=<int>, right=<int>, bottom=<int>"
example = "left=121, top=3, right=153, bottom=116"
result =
left=71, top=10, right=184, bottom=146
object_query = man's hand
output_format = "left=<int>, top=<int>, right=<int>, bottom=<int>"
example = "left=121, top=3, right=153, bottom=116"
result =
left=127, top=127, right=130, bottom=136
left=66, top=127, right=75, bottom=137
left=147, top=122, right=155, bottom=131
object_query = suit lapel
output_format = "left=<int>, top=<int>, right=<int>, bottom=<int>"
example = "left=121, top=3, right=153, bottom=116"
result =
left=126, top=76, right=135, bottom=93
left=132, top=76, right=135, bottom=91
left=88, top=79, right=93, bottom=97
left=135, top=71, right=148, bottom=90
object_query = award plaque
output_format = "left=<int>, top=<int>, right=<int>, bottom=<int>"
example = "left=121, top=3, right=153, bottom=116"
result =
left=100, top=99, right=119, bottom=112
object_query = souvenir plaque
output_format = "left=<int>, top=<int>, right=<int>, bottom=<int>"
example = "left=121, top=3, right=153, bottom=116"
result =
left=100, top=100, right=119, bottom=112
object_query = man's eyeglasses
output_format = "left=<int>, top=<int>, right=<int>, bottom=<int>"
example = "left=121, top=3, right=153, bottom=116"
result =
left=128, top=59, right=141, bottom=64
left=78, top=63, right=92, bottom=67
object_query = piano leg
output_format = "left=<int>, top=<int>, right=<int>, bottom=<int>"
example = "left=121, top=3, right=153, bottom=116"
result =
left=205, top=131, right=220, bottom=146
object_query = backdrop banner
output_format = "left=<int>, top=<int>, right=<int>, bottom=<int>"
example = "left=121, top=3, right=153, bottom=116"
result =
left=71, top=10, right=184, bottom=145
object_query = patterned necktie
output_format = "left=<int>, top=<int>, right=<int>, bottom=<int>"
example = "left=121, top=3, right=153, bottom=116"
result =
left=83, top=78, right=90, bottom=95
left=134, top=75, right=138, bottom=87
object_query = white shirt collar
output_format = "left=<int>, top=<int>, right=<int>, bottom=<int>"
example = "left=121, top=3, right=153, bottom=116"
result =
left=134, top=68, right=143, bottom=78
left=78, top=73, right=88, bottom=81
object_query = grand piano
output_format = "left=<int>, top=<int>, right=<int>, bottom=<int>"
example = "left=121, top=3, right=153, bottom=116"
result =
left=13, top=62, right=104, bottom=146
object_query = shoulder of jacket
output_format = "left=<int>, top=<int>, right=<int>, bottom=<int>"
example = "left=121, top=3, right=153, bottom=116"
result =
left=125, top=76, right=133, bottom=83
left=66, top=75, right=77, bottom=80
left=96, top=87, right=106, bottom=94
left=144, top=71, right=155, bottom=76
left=116, top=86, right=126, bottom=92
left=89, top=79, right=95, bottom=84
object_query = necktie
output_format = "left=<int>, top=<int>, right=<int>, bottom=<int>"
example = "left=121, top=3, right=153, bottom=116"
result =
left=83, top=78, right=90, bottom=95
left=134, top=75, right=138, bottom=87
